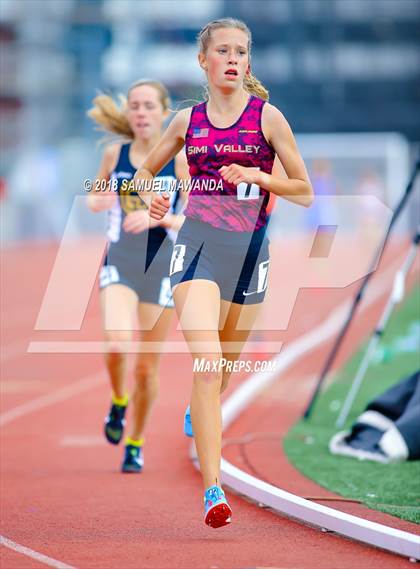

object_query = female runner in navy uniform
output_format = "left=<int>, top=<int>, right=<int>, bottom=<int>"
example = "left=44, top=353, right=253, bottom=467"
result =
left=134, top=20, right=313, bottom=526
left=87, top=80, right=189, bottom=472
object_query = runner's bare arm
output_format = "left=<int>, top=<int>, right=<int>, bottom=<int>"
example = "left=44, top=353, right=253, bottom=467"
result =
left=260, top=104, right=313, bottom=207
left=133, top=108, right=191, bottom=206
left=87, top=144, right=120, bottom=212
left=174, top=147, right=190, bottom=182
left=156, top=149, right=190, bottom=230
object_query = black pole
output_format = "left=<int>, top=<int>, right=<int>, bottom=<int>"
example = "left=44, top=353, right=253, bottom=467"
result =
left=302, top=158, right=420, bottom=420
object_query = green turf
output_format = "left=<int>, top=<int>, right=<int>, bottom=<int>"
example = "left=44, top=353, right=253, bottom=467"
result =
left=284, top=285, right=420, bottom=524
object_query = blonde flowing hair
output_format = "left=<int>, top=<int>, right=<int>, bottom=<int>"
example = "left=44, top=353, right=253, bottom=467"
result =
left=197, top=18, right=269, bottom=101
left=87, top=79, right=171, bottom=139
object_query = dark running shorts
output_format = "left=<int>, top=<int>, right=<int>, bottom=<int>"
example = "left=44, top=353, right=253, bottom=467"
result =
left=169, top=218, right=270, bottom=305
left=99, top=244, right=174, bottom=307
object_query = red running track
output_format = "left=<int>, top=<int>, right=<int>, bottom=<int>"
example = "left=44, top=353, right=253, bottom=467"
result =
left=1, top=238, right=417, bottom=569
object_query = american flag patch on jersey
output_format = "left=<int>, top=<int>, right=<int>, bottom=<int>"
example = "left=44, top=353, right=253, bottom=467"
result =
left=192, top=128, right=209, bottom=138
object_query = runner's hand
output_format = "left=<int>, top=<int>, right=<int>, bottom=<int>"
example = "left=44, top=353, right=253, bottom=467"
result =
left=219, top=164, right=260, bottom=186
left=123, top=210, right=159, bottom=234
left=150, top=193, right=171, bottom=221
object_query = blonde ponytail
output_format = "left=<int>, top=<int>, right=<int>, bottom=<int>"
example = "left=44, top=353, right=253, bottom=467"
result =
left=87, top=79, right=171, bottom=140
left=244, top=71, right=269, bottom=101
left=87, top=93, right=133, bottom=139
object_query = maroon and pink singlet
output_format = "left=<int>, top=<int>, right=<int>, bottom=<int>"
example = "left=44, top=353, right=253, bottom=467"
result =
left=184, top=95, right=275, bottom=232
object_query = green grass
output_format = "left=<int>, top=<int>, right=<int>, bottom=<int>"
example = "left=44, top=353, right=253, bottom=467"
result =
left=284, top=285, right=420, bottom=524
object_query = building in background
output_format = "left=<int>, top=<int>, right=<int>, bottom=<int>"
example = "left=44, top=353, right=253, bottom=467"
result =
left=0, top=0, right=419, bottom=240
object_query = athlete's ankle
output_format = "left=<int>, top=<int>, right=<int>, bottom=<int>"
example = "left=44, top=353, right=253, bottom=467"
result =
left=112, top=392, right=129, bottom=406
left=125, top=436, right=144, bottom=447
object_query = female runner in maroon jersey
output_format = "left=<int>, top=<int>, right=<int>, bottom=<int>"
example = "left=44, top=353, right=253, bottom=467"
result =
left=134, top=19, right=313, bottom=527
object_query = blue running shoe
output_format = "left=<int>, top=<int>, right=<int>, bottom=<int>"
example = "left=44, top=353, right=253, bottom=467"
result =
left=204, top=485, right=232, bottom=528
left=121, top=444, right=144, bottom=473
left=184, top=405, right=194, bottom=437
left=104, top=403, right=127, bottom=445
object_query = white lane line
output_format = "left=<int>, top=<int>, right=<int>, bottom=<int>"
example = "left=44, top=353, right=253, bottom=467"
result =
left=60, top=435, right=105, bottom=447
left=191, top=255, right=420, bottom=559
left=220, top=459, right=420, bottom=559
left=222, top=255, right=410, bottom=429
left=0, top=535, right=77, bottom=569
left=1, top=372, right=104, bottom=568
left=0, top=372, right=104, bottom=427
